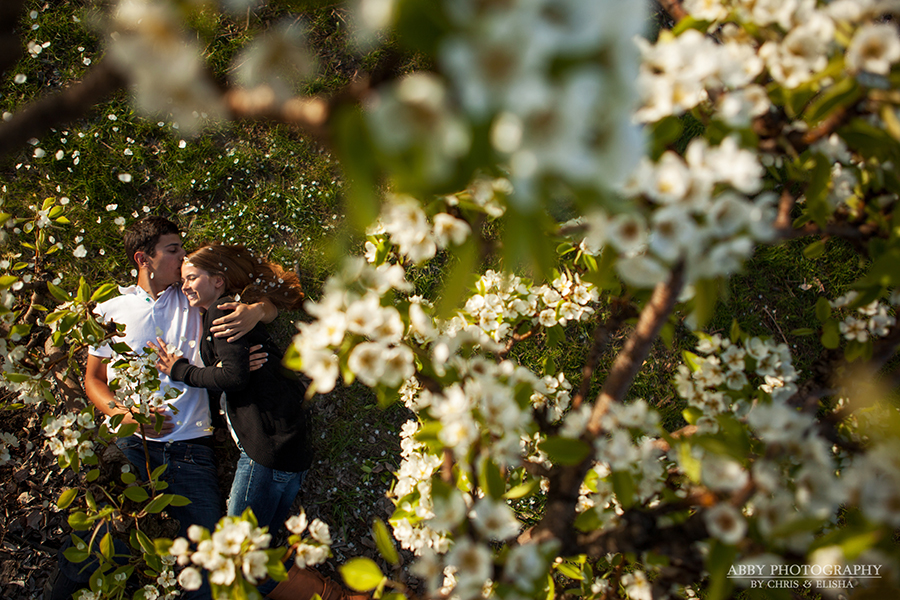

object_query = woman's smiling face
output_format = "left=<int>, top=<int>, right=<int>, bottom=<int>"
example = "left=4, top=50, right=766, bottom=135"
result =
left=181, top=261, right=222, bottom=309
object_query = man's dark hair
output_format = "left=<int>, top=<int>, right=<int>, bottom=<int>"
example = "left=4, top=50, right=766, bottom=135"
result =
left=123, top=216, right=180, bottom=267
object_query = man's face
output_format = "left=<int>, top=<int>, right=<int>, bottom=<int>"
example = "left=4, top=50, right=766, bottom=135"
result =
left=146, top=233, right=186, bottom=289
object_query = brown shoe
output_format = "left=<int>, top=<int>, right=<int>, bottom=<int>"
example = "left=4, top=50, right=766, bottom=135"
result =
left=266, top=564, right=372, bottom=600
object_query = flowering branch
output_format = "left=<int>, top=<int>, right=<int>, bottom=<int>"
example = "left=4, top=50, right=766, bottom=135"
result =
left=0, top=60, right=127, bottom=160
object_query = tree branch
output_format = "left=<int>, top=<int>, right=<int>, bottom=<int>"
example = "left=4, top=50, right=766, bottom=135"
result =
left=0, top=59, right=127, bottom=161
left=587, top=264, right=685, bottom=436
left=655, top=0, right=689, bottom=23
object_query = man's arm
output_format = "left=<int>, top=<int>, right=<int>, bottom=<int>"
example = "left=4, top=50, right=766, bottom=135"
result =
left=85, top=354, right=173, bottom=437
left=209, top=298, right=277, bottom=342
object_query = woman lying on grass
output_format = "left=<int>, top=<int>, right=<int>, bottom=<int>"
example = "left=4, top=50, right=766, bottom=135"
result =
left=150, top=244, right=313, bottom=542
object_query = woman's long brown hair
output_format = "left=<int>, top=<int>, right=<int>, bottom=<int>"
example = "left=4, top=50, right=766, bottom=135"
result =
left=185, top=244, right=304, bottom=310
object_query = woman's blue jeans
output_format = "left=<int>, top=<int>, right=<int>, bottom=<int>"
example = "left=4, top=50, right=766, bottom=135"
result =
left=228, top=451, right=306, bottom=535
left=228, top=451, right=306, bottom=596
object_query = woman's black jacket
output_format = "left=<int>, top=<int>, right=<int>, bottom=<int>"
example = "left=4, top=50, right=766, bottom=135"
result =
left=169, top=296, right=312, bottom=472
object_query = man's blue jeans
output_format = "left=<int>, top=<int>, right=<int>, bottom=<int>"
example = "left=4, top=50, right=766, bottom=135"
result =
left=228, top=451, right=306, bottom=596
left=119, top=436, right=221, bottom=600
left=118, top=436, right=221, bottom=535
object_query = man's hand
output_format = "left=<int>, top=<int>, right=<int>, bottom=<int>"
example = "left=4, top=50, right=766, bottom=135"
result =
left=211, top=299, right=278, bottom=342
left=210, top=302, right=259, bottom=342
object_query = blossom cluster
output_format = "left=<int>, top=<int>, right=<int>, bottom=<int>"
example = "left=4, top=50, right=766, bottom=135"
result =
left=105, top=347, right=179, bottom=426
left=362, top=0, right=646, bottom=205
left=0, top=431, right=20, bottom=465
left=389, top=362, right=573, bottom=556
left=366, top=194, right=472, bottom=264
left=674, top=333, right=800, bottom=420
left=284, top=509, right=333, bottom=569
left=292, top=257, right=415, bottom=394
left=170, top=515, right=275, bottom=590
left=571, top=400, right=668, bottom=522
left=639, top=0, right=900, bottom=123
left=575, top=136, right=775, bottom=290
left=42, top=409, right=96, bottom=462
left=107, top=0, right=227, bottom=133
left=453, top=269, right=598, bottom=343
left=830, top=290, right=898, bottom=342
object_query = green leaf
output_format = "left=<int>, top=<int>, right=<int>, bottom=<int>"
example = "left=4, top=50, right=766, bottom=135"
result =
left=504, top=477, right=541, bottom=500
left=555, top=561, right=585, bottom=581
left=479, top=458, right=506, bottom=500
left=803, top=76, right=862, bottom=126
left=729, top=319, right=743, bottom=343
left=691, top=278, right=719, bottom=329
left=339, top=557, right=385, bottom=592
left=802, top=239, right=827, bottom=259
left=150, top=464, right=168, bottom=481
left=844, top=339, right=872, bottom=362
left=47, top=281, right=73, bottom=302
left=649, top=116, right=684, bottom=159
left=815, top=297, right=832, bottom=322
left=856, top=247, right=900, bottom=288
left=805, top=154, right=833, bottom=228
left=610, top=471, right=635, bottom=509
left=90, top=283, right=119, bottom=303
left=790, top=328, right=816, bottom=336
left=682, top=407, right=703, bottom=425
left=706, top=540, right=737, bottom=600
left=678, top=444, right=702, bottom=483
left=100, top=532, right=115, bottom=560
left=0, top=275, right=18, bottom=288
left=169, top=495, right=191, bottom=507
left=135, top=530, right=155, bottom=554
left=124, top=486, right=149, bottom=503
left=58, top=488, right=78, bottom=509
left=63, top=546, right=90, bottom=564
left=116, top=423, right=139, bottom=439
left=821, top=320, right=841, bottom=349
left=436, top=237, right=478, bottom=319
left=372, top=518, right=400, bottom=566
left=144, top=494, right=174, bottom=514
left=68, top=511, right=93, bottom=531
left=574, top=507, right=604, bottom=532
left=671, top=16, right=712, bottom=36
left=75, top=277, right=90, bottom=304
left=539, top=436, right=591, bottom=466
left=282, top=343, right=302, bottom=372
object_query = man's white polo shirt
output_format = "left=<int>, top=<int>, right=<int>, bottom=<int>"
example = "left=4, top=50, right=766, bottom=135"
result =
left=90, top=284, right=211, bottom=442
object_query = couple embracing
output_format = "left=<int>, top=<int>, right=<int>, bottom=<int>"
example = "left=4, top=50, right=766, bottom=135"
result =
left=58, top=216, right=312, bottom=599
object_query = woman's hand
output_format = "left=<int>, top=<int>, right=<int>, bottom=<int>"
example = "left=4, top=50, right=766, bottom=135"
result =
left=148, top=338, right=182, bottom=376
